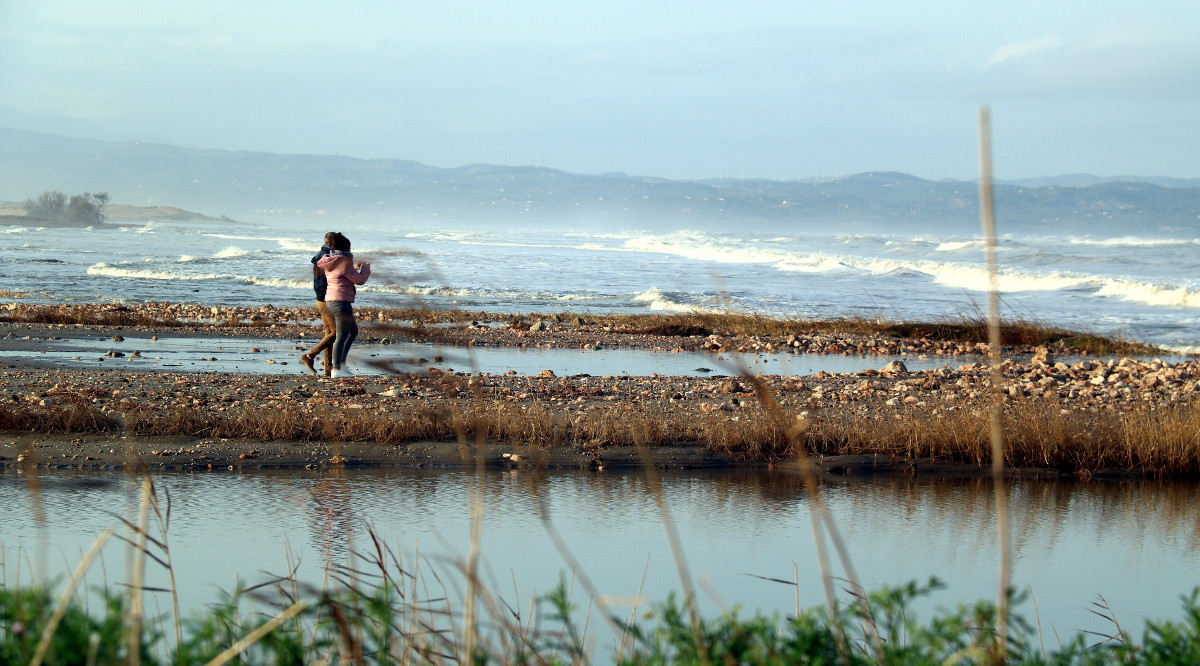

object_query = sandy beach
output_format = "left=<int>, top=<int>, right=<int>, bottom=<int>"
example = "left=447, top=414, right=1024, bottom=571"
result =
left=1, top=303, right=1196, bottom=477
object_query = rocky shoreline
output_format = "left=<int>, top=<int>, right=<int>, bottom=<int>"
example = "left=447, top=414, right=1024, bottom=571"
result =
left=1, top=304, right=1197, bottom=477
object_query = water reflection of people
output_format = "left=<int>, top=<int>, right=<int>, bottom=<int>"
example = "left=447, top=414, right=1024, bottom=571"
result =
left=306, top=470, right=357, bottom=567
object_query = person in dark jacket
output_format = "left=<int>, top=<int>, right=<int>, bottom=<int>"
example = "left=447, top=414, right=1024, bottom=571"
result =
left=300, top=232, right=340, bottom=376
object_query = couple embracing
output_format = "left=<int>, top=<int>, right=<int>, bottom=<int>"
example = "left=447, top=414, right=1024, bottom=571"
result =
left=301, top=232, right=371, bottom=378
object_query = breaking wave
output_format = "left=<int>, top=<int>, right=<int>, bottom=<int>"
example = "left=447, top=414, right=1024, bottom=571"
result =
left=275, top=238, right=318, bottom=252
left=1069, top=236, right=1200, bottom=247
left=242, top=277, right=311, bottom=289
left=205, top=233, right=303, bottom=243
left=214, top=246, right=250, bottom=259
left=935, top=240, right=985, bottom=252
left=617, top=230, right=1200, bottom=306
left=633, top=287, right=719, bottom=314
left=917, top=263, right=1094, bottom=293
left=87, top=263, right=226, bottom=281
left=88, top=263, right=308, bottom=289
left=1096, top=279, right=1200, bottom=309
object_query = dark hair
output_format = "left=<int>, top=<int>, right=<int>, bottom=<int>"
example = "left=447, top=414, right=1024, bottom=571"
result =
left=323, top=231, right=338, bottom=246
left=332, top=234, right=351, bottom=252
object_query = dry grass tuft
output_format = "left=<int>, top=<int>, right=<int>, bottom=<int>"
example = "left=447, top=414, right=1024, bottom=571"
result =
left=122, top=407, right=215, bottom=438
left=0, top=402, right=120, bottom=433
left=801, top=398, right=1200, bottom=476
left=0, top=303, right=186, bottom=327
left=699, top=406, right=795, bottom=460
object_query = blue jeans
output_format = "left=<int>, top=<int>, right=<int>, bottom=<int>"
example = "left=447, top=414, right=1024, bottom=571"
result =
left=326, top=301, right=358, bottom=368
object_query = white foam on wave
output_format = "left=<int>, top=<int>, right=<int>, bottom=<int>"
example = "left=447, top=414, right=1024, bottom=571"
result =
left=633, top=287, right=717, bottom=314
left=1069, top=236, right=1200, bottom=248
left=1095, top=279, right=1200, bottom=309
left=555, top=293, right=611, bottom=301
left=436, top=237, right=631, bottom=256
left=87, top=263, right=225, bottom=281
left=624, top=230, right=1005, bottom=276
left=214, top=246, right=249, bottom=259
left=359, top=284, right=473, bottom=298
left=915, top=259, right=1200, bottom=308
left=404, top=230, right=481, bottom=243
left=624, top=232, right=838, bottom=270
left=394, top=230, right=640, bottom=257
left=1165, top=344, right=1200, bottom=355
left=919, top=263, right=1093, bottom=293
left=571, top=242, right=629, bottom=253
left=88, top=262, right=308, bottom=289
left=623, top=232, right=906, bottom=277
left=563, top=231, right=638, bottom=240
left=276, top=238, right=317, bottom=252
left=776, top=255, right=850, bottom=273
left=358, top=282, right=615, bottom=303
left=242, top=276, right=311, bottom=289
left=935, top=240, right=984, bottom=252
left=624, top=230, right=1110, bottom=295
left=353, top=248, right=425, bottom=259
left=629, top=232, right=856, bottom=274
left=205, top=233, right=299, bottom=243
left=3, top=227, right=29, bottom=234
left=633, top=287, right=667, bottom=302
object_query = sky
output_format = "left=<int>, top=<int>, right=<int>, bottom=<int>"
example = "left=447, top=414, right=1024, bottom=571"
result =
left=2, top=0, right=1198, bottom=181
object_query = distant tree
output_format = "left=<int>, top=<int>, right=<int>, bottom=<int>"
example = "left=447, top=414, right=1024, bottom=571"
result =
left=22, top=190, right=109, bottom=224
left=23, top=190, right=67, bottom=220
left=63, top=191, right=109, bottom=225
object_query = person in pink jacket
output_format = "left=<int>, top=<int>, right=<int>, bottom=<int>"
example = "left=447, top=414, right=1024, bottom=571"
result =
left=316, top=234, right=371, bottom=378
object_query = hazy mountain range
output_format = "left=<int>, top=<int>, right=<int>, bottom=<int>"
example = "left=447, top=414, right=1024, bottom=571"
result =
left=2, top=127, right=1198, bottom=237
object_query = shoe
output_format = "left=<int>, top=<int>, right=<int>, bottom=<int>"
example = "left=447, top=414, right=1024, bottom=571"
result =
left=300, top=354, right=316, bottom=374
left=331, top=367, right=355, bottom=379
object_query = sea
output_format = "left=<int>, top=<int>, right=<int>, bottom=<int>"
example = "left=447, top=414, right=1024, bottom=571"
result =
left=6, top=215, right=1200, bottom=648
left=4, top=215, right=1198, bottom=353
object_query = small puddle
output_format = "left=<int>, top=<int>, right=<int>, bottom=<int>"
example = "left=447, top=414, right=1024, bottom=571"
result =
left=7, top=333, right=1088, bottom=377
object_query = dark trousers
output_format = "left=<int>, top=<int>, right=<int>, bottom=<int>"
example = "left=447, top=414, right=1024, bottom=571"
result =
left=326, top=300, right=358, bottom=368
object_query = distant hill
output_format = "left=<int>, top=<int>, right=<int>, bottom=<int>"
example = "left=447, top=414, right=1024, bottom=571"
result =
left=1, top=128, right=1197, bottom=237
left=998, top=174, right=1200, bottom=188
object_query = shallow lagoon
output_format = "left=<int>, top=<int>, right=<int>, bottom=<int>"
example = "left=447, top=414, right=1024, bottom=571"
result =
left=3, top=466, right=1199, bottom=651
left=21, top=332, right=1151, bottom=376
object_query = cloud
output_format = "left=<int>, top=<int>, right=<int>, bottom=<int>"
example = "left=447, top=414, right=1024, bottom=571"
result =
left=987, top=34, right=1063, bottom=66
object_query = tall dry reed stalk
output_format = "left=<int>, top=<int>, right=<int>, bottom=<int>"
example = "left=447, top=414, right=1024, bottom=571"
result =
left=980, top=104, right=1012, bottom=663
left=128, top=475, right=153, bottom=666
left=108, top=474, right=184, bottom=649
left=203, top=600, right=309, bottom=666
left=28, top=529, right=115, bottom=666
